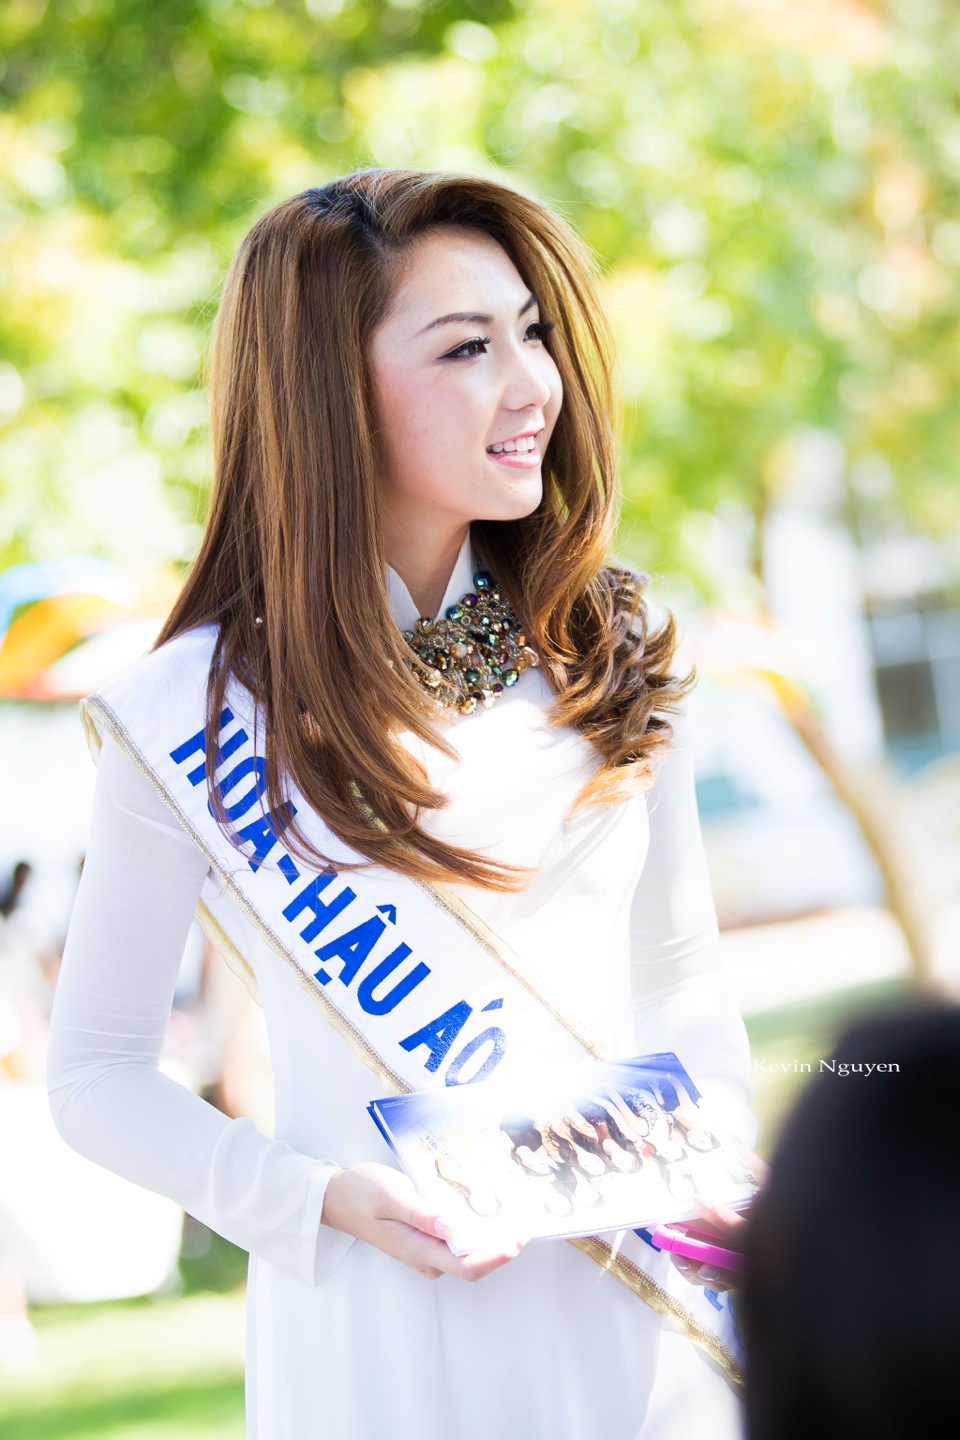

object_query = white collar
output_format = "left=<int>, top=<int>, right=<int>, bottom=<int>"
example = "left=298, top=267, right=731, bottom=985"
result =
left=386, top=529, right=479, bottom=632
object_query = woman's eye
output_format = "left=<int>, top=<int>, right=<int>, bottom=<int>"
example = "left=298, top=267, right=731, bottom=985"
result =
left=447, top=336, right=492, bottom=359
left=443, top=318, right=555, bottom=361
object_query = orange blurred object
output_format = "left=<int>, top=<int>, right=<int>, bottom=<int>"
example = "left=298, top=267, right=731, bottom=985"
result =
left=0, top=593, right=123, bottom=696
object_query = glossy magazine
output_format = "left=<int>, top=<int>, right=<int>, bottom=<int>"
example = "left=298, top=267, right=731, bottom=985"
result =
left=368, top=1053, right=757, bottom=1253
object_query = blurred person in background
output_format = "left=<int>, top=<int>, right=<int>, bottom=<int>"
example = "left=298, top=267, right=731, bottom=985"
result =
left=0, top=859, right=45, bottom=1369
left=737, top=1000, right=960, bottom=1440
left=47, top=167, right=760, bottom=1439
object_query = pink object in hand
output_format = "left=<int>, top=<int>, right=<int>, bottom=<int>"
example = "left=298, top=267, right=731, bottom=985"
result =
left=649, top=1220, right=744, bottom=1274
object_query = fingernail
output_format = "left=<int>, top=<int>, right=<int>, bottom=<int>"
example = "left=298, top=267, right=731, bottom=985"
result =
left=434, top=1219, right=448, bottom=1236
left=699, top=1267, right=723, bottom=1283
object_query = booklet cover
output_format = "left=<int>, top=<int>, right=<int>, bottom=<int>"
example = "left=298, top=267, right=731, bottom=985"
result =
left=368, top=1053, right=758, bottom=1254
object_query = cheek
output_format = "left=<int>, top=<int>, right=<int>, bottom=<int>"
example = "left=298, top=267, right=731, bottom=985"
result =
left=547, top=358, right=563, bottom=417
left=379, top=370, right=480, bottom=454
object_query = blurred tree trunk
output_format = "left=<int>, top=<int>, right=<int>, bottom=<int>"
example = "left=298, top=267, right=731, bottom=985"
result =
left=767, top=673, right=939, bottom=990
left=749, top=489, right=940, bottom=991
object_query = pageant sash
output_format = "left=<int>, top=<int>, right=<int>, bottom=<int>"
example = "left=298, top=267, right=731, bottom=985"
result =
left=81, top=625, right=746, bottom=1389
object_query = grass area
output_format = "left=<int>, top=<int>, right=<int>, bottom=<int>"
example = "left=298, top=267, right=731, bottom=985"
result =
left=2, top=975, right=912, bottom=1435
left=0, top=1289, right=246, bottom=1439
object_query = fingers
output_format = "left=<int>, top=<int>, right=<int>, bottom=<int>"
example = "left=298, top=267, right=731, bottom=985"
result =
left=381, top=1178, right=527, bottom=1281
left=365, top=1165, right=452, bottom=1241
left=321, top=1162, right=528, bottom=1284
left=440, top=1235, right=526, bottom=1283
left=671, top=1253, right=735, bottom=1292
left=388, top=1217, right=525, bottom=1283
left=729, top=1138, right=770, bottom=1185
left=396, top=1194, right=449, bottom=1239
left=691, top=1192, right=747, bottom=1232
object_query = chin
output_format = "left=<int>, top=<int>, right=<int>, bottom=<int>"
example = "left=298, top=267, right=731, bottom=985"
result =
left=478, top=482, right=544, bottom=524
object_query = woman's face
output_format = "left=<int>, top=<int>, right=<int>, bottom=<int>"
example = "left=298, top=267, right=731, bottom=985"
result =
left=369, top=226, right=563, bottom=543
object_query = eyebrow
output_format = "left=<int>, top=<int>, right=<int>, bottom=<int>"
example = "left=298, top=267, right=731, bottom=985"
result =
left=416, top=291, right=539, bottom=337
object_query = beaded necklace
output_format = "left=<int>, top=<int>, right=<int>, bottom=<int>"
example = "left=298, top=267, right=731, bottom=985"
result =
left=400, top=569, right=540, bottom=716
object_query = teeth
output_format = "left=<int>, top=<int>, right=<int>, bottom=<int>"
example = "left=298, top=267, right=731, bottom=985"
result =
left=489, top=435, right=537, bottom=454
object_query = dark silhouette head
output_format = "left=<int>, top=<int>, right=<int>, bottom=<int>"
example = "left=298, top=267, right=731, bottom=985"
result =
left=739, top=998, right=960, bottom=1440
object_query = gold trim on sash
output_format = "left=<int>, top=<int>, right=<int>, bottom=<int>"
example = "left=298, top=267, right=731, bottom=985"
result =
left=83, top=695, right=409, bottom=1094
left=351, top=786, right=606, bottom=1058
left=421, top=879, right=606, bottom=1059
left=81, top=692, right=744, bottom=1391
left=571, top=1236, right=744, bottom=1386
left=195, top=901, right=261, bottom=1005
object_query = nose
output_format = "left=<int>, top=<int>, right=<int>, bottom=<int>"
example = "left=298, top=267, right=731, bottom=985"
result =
left=502, top=337, right=555, bottom=414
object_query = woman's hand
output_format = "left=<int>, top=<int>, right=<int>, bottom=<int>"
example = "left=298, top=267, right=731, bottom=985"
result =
left=321, top=1162, right=525, bottom=1282
left=670, top=1141, right=769, bottom=1293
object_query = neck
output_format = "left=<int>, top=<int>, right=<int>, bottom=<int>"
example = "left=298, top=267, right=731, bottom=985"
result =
left=383, top=518, right=470, bottom=621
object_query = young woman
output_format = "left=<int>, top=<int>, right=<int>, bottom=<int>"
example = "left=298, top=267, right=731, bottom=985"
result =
left=47, top=167, right=760, bottom=1438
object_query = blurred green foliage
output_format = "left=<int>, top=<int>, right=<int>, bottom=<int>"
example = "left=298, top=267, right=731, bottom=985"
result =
left=1, top=0, right=959, bottom=596
left=0, top=1290, right=246, bottom=1438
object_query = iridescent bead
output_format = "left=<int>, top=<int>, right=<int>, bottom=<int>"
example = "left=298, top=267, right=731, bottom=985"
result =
left=404, top=568, right=532, bottom=716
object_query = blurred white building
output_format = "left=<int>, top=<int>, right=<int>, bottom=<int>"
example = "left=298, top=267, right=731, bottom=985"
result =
left=684, top=429, right=960, bottom=927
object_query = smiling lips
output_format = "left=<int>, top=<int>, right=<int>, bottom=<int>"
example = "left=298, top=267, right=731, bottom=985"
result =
left=486, top=429, right=544, bottom=467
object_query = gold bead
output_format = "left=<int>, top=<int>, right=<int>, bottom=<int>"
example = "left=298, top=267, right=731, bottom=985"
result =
left=399, top=568, right=530, bottom=716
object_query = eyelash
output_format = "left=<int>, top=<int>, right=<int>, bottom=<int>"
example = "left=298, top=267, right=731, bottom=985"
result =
left=443, top=319, right=556, bottom=360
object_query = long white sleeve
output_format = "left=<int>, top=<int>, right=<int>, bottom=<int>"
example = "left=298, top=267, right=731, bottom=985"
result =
left=46, top=735, right=354, bottom=1284
left=629, top=715, right=758, bottom=1151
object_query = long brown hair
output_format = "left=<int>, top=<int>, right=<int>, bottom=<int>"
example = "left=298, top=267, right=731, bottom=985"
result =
left=157, top=167, right=692, bottom=890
